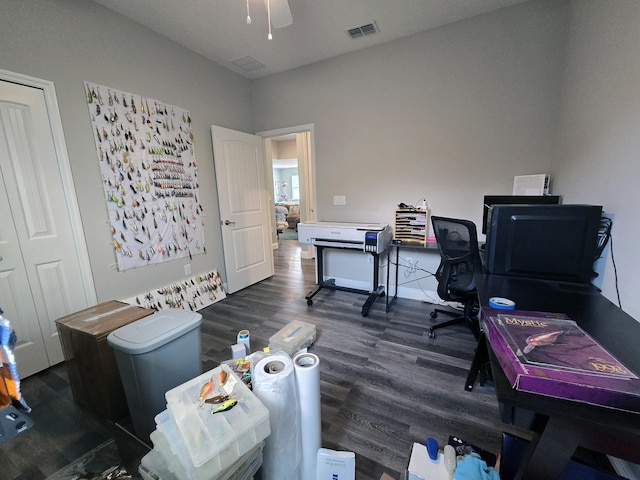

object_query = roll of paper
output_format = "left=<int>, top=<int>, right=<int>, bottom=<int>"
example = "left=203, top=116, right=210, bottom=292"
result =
left=294, top=352, right=322, bottom=480
left=253, top=352, right=301, bottom=480
left=237, top=329, right=251, bottom=354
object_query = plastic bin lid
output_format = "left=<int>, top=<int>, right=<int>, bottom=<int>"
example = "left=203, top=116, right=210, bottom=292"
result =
left=107, top=309, right=202, bottom=354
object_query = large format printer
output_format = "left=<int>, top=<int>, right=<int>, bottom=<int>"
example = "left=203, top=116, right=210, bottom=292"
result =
left=297, top=221, right=392, bottom=316
left=297, top=221, right=392, bottom=254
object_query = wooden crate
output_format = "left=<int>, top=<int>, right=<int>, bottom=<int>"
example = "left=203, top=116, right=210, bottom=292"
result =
left=55, top=300, right=153, bottom=421
left=394, top=208, right=429, bottom=244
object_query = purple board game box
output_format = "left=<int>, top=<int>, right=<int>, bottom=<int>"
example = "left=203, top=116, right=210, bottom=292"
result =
left=482, top=308, right=640, bottom=412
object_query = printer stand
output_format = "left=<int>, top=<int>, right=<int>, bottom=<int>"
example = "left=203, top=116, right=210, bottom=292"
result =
left=305, top=245, right=384, bottom=317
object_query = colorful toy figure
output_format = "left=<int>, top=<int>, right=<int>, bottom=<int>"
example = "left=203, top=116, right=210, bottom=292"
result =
left=211, top=399, right=237, bottom=415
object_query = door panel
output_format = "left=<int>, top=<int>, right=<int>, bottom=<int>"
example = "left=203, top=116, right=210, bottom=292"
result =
left=0, top=79, right=93, bottom=377
left=211, top=126, right=273, bottom=294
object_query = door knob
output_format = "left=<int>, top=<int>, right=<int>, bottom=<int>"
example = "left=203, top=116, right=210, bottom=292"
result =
left=224, top=220, right=236, bottom=225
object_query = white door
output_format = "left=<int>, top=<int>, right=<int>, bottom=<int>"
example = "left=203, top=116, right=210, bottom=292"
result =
left=0, top=77, right=95, bottom=378
left=211, top=125, right=274, bottom=294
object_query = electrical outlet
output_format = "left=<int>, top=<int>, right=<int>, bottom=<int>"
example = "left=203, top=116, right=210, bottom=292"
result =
left=184, top=263, right=191, bottom=276
left=333, top=195, right=346, bottom=205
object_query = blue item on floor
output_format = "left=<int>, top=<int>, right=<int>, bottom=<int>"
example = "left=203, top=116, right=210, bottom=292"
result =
left=455, top=453, right=500, bottom=480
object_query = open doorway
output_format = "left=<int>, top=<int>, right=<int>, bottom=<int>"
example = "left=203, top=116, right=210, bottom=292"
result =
left=258, top=124, right=316, bottom=258
left=272, top=136, right=300, bottom=241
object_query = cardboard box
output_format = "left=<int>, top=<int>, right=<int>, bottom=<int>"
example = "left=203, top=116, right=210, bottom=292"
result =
left=55, top=300, right=152, bottom=420
left=483, top=308, right=640, bottom=412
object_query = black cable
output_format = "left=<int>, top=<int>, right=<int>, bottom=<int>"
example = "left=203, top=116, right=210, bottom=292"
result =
left=609, top=232, right=622, bottom=309
left=595, top=216, right=612, bottom=259
left=388, top=256, right=436, bottom=277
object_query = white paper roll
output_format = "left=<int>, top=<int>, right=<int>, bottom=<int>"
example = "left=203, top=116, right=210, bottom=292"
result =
left=294, top=352, right=322, bottom=480
left=253, top=352, right=301, bottom=480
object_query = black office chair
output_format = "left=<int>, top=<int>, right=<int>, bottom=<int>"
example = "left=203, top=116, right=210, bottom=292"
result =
left=428, top=216, right=482, bottom=339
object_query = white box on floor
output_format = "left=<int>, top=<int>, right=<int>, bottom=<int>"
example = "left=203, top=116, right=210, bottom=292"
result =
left=316, top=448, right=355, bottom=480
left=406, top=442, right=449, bottom=480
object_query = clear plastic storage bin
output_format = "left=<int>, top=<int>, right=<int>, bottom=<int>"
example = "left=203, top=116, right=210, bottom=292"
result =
left=268, top=320, right=316, bottom=356
left=165, top=364, right=270, bottom=472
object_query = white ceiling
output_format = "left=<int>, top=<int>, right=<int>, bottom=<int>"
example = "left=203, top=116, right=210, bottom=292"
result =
left=91, top=0, right=529, bottom=80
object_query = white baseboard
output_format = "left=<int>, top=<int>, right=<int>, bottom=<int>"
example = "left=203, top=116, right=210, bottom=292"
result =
left=323, top=277, right=446, bottom=306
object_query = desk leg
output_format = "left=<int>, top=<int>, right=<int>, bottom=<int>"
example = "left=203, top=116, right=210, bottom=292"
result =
left=465, top=331, right=488, bottom=391
left=385, top=248, right=391, bottom=312
left=386, top=247, right=400, bottom=313
left=515, top=416, right=579, bottom=480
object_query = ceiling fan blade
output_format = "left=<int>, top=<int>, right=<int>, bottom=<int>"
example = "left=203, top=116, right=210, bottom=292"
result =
left=265, top=0, right=293, bottom=29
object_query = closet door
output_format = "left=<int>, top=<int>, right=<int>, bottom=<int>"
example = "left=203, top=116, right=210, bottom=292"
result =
left=0, top=77, right=95, bottom=377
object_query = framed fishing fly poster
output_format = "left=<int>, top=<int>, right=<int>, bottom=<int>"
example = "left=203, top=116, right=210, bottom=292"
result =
left=84, top=82, right=205, bottom=271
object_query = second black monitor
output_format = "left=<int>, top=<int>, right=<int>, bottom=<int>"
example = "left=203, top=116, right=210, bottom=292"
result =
left=482, top=195, right=562, bottom=234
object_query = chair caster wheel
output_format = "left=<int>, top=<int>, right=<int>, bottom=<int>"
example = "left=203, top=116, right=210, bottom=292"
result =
left=307, top=299, right=313, bottom=306
left=430, top=311, right=437, bottom=319
left=428, top=330, right=436, bottom=339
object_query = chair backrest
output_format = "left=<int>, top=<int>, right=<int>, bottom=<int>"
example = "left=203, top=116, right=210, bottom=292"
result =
left=431, top=216, right=482, bottom=300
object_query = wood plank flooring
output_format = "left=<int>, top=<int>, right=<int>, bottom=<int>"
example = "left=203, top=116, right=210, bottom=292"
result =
left=0, top=240, right=522, bottom=480
left=200, top=241, right=516, bottom=479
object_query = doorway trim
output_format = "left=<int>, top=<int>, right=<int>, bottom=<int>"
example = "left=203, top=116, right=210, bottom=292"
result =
left=257, top=124, right=316, bottom=259
left=0, top=68, right=97, bottom=305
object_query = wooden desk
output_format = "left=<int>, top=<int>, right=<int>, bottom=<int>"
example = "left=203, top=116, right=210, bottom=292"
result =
left=476, top=274, right=640, bottom=479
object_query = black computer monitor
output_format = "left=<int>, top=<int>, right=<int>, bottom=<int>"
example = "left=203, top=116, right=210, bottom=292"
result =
left=482, top=195, right=562, bottom=234
left=484, top=204, right=602, bottom=284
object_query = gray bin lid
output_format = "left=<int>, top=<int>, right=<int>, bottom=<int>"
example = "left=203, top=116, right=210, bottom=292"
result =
left=107, top=309, right=202, bottom=354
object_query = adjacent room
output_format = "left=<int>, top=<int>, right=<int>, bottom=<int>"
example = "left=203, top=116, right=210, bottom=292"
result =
left=1, top=0, right=639, bottom=479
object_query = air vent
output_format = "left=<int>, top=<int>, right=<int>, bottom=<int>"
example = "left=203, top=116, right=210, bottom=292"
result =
left=231, top=56, right=265, bottom=72
left=347, top=21, right=379, bottom=39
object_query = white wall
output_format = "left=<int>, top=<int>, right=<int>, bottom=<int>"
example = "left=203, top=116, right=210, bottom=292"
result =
left=0, top=0, right=252, bottom=302
left=552, top=0, right=640, bottom=320
left=252, top=0, right=570, bottom=296
left=4, top=0, right=636, bottom=320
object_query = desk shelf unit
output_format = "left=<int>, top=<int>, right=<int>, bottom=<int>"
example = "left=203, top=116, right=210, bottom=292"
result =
left=394, top=208, right=429, bottom=245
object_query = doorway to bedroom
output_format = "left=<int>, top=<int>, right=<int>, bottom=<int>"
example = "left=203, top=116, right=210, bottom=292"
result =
left=273, top=143, right=300, bottom=241
left=260, top=125, right=315, bottom=258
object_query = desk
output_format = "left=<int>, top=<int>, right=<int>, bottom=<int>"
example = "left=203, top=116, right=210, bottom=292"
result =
left=385, top=241, right=438, bottom=312
left=475, top=274, right=640, bottom=479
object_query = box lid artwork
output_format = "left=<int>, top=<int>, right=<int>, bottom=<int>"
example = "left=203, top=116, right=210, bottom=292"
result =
left=483, top=309, right=640, bottom=412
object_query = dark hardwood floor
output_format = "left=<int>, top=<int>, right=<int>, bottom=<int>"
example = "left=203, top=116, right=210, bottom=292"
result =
left=0, top=240, right=522, bottom=480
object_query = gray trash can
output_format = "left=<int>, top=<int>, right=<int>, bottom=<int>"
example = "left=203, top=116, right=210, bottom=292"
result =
left=107, top=309, right=202, bottom=441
